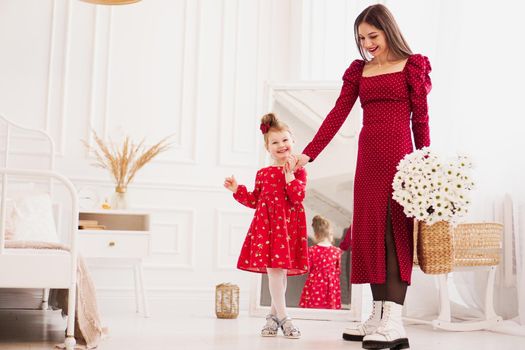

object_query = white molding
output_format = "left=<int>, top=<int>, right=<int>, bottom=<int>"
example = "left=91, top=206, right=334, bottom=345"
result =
left=142, top=263, right=195, bottom=271
left=343, top=0, right=351, bottom=63
left=86, top=5, right=111, bottom=148
left=136, top=206, right=196, bottom=270
left=320, top=0, right=327, bottom=78
left=41, top=0, right=70, bottom=156
left=172, top=0, right=188, bottom=149
left=57, top=0, right=72, bottom=156
left=228, top=224, right=245, bottom=256
left=85, top=1, right=198, bottom=165
left=0, top=149, right=54, bottom=157
left=96, top=286, right=214, bottom=299
left=96, top=287, right=252, bottom=310
left=44, top=0, right=58, bottom=134
left=215, top=0, right=226, bottom=167
left=254, top=0, right=266, bottom=117
left=266, top=81, right=343, bottom=90
left=150, top=222, right=180, bottom=255
left=69, top=176, right=224, bottom=193
left=103, top=7, right=113, bottom=139
left=217, top=0, right=260, bottom=168
left=178, top=0, right=199, bottom=164
left=95, top=286, right=251, bottom=306
left=88, top=262, right=193, bottom=271
left=229, top=0, right=243, bottom=154
left=214, top=209, right=252, bottom=270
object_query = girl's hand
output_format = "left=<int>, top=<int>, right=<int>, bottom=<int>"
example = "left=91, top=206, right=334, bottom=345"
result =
left=284, top=154, right=298, bottom=173
left=291, top=154, right=310, bottom=171
left=223, top=175, right=238, bottom=193
left=284, top=166, right=295, bottom=184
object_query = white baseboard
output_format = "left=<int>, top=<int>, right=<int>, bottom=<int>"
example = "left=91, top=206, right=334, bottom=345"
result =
left=0, top=287, right=251, bottom=311
left=95, top=287, right=251, bottom=310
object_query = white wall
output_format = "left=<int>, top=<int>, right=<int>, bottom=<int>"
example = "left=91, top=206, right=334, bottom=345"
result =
left=0, top=0, right=301, bottom=306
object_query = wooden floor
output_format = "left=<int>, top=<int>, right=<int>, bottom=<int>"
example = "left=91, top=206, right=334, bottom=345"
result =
left=0, top=299, right=523, bottom=349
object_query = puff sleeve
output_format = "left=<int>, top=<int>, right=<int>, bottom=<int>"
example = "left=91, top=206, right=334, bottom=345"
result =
left=285, top=167, right=307, bottom=205
left=233, top=171, right=261, bottom=209
left=302, top=59, right=364, bottom=161
left=405, top=54, right=432, bottom=149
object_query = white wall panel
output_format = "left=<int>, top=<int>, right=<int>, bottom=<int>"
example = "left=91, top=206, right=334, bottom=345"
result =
left=142, top=207, right=195, bottom=269
left=215, top=209, right=253, bottom=270
left=0, top=0, right=70, bottom=155
left=218, top=0, right=261, bottom=167
left=85, top=0, right=198, bottom=164
left=0, top=0, right=298, bottom=303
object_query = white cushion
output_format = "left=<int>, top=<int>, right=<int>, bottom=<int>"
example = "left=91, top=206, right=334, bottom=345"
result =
left=9, top=192, right=59, bottom=243
left=1, top=183, right=35, bottom=240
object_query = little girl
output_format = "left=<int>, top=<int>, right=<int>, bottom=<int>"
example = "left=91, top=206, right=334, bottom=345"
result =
left=224, top=113, right=308, bottom=339
left=299, top=215, right=342, bottom=309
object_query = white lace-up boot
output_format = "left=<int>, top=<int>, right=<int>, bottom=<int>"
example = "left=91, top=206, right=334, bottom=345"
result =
left=342, top=300, right=383, bottom=341
left=362, top=301, right=409, bottom=349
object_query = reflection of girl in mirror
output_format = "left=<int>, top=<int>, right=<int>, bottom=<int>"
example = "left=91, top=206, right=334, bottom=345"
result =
left=224, top=113, right=308, bottom=339
left=287, top=4, right=432, bottom=349
left=299, top=215, right=342, bottom=309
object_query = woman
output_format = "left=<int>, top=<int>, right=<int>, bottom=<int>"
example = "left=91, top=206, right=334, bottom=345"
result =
left=288, top=4, right=431, bottom=350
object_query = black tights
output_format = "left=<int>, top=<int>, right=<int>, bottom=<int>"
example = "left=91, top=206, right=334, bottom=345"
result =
left=371, top=202, right=408, bottom=305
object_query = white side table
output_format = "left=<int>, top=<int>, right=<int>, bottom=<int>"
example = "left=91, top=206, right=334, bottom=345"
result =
left=78, top=210, right=151, bottom=317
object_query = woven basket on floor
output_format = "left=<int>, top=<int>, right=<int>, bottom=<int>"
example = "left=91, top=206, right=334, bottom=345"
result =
left=413, top=220, right=454, bottom=274
left=452, top=223, right=502, bottom=267
left=215, top=283, right=239, bottom=319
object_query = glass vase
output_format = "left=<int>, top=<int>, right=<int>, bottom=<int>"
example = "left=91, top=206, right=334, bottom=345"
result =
left=111, top=186, right=128, bottom=210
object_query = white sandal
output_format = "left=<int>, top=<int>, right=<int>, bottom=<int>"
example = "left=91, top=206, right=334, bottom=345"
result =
left=261, top=314, right=279, bottom=337
left=279, top=316, right=301, bottom=339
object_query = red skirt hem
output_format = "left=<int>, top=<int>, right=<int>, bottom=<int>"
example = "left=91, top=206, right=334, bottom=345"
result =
left=237, top=265, right=307, bottom=276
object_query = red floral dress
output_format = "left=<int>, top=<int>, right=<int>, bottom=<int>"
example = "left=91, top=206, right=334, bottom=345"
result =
left=303, top=54, right=432, bottom=285
left=233, top=166, right=309, bottom=275
left=299, top=245, right=342, bottom=309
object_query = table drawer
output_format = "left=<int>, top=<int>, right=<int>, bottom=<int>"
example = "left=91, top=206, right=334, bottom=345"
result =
left=78, top=232, right=150, bottom=258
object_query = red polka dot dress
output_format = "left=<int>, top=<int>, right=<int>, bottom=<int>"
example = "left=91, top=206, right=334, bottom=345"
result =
left=303, top=54, right=432, bottom=285
left=299, top=245, right=342, bottom=309
left=233, top=166, right=309, bottom=275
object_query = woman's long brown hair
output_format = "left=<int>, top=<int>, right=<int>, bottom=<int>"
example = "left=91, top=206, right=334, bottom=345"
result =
left=354, top=4, right=412, bottom=61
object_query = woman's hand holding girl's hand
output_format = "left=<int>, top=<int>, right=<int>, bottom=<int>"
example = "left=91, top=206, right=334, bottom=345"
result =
left=294, top=154, right=310, bottom=170
left=223, top=175, right=238, bottom=193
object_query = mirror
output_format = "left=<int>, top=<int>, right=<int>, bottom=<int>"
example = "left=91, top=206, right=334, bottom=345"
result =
left=249, top=82, right=363, bottom=321
left=260, top=234, right=350, bottom=305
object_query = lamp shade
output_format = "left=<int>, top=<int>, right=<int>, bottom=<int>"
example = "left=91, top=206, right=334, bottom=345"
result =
left=79, top=0, right=141, bottom=5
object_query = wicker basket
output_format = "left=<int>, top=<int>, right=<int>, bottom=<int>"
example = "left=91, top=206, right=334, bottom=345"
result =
left=414, top=220, right=454, bottom=274
left=215, top=283, right=239, bottom=319
left=452, top=223, right=502, bottom=267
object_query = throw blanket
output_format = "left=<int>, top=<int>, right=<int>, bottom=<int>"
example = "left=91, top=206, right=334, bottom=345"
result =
left=5, top=240, right=106, bottom=349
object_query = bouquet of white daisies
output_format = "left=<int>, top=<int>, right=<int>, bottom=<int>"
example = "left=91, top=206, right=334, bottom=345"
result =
left=392, top=147, right=475, bottom=226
